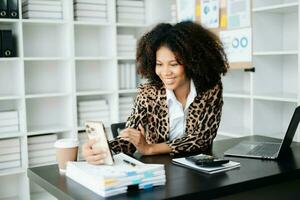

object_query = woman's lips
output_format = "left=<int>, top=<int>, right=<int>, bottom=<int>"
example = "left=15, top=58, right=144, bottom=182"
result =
left=164, top=78, right=175, bottom=85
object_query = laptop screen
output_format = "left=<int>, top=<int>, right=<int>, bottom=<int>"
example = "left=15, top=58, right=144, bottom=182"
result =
left=278, top=106, right=300, bottom=155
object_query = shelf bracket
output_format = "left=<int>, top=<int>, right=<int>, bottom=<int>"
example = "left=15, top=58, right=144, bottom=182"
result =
left=244, top=67, right=255, bottom=72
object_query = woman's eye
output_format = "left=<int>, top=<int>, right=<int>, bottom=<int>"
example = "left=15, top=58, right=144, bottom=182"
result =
left=171, top=63, right=178, bottom=67
left=156, top=63, right=162, bottom=66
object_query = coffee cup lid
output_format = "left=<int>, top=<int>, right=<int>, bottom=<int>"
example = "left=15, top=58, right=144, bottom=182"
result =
left=54, top=138, right=79, bottom=148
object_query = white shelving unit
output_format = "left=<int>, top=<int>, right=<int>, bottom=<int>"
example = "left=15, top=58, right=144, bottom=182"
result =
left=219, top=0, right=300, bottom=141
left=0, top=0, right=299, bottom=199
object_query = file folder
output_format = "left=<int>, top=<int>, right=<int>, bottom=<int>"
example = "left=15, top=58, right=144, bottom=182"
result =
left=0, top=0, right=7, bottom=18
left=8, top=0, right=18, bottom=18
left=1, top=30, right=15, bottom=57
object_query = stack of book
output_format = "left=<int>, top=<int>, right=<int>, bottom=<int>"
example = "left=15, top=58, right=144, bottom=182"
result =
left=78, top=131, right=88, bottom=161
left=117, top=34, right=136, bottom=57
left=116, top=0, right=145, bottom=24
left=74, top=0, right=107, bottom=22
left=0, top=111, right=19, bottom=134
left=28, top=134, right=57, bottom=167
left=119, top=97, right=134, bottom=122
left=66, top=153, right=166, bottom=197
left=22, top=0, right=63, bottom=20
left=0, top=138, right=21, bottom=171
left=119, top=62, right=136, bottom=89
left=171, top=3, right=177, bottom=23
left=78, top=100, right=110, bottom=127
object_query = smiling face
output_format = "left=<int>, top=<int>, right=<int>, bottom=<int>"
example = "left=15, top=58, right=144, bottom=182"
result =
left=155, top=46, right=189, bottom=92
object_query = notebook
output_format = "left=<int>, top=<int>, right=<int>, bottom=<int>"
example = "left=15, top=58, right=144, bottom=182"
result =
left=172, top=157, right=240, bottom=174
left=224, top=106, right=300, bottom=159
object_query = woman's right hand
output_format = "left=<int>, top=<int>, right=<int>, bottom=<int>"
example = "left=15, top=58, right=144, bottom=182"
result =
left=82, top=139, right=108, bottom=165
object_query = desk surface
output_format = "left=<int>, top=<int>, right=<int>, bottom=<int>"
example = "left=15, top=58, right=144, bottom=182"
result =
left=27, top=136, right=300, bottom=200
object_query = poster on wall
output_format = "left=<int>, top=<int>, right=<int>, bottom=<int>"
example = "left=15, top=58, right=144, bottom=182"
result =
left=200, top=0, right=220, bottom=28
left=227, top=0, right=251, bottom=29
left=176, top=0, right=196, bottom=22
left=220, top=28, right=251, bottom=68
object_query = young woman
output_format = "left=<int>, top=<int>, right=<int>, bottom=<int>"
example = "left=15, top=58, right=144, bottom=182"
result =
left=83, top=21, right=229, bottom=164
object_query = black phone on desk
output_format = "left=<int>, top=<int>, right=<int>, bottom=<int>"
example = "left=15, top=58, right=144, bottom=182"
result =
left=186, top=154, right=229, bottom=167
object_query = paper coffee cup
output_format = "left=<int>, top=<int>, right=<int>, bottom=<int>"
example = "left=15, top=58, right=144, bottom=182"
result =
left=54, top=138, right=79, bottom=174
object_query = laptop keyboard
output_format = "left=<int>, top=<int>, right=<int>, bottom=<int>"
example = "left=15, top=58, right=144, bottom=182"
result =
left=247, top=143, right=280, bottom=157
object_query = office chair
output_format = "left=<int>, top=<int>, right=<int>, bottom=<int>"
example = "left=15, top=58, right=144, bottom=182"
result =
left=110, top=122, right=126, bottom=138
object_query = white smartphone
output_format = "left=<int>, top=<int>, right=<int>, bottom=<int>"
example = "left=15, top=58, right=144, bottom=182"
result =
left=85, top=121, right=114, bottom=165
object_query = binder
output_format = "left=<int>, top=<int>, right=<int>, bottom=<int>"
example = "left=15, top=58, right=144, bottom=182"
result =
left=8, top=0, right=18, bottom=18
left=1, top=30, right=15, bottom=57
left=0, top=0, right=7, bottom=18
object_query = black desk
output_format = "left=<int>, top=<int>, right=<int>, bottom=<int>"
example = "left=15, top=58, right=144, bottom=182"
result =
left=27, top=136, right=300, bottom=200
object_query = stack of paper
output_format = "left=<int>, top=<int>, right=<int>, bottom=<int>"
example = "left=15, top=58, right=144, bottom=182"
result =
left=116, top=0, right=145, bottom=24
left=172, top=157, right=240, bottom=174
left=66, top=153, right=166, bottom=197
left=22, top=0, right=63, bottom=20
left=0, top=111, right=19, bottom=134
left=119, top=63, right=136, bottom=89
left=0, top=138, right=21, bottom=171
left=77, top=100, right=110, bottom=127
left=74, top=0, right=107, bottom=22
left=117, top=35, right=136, bottom=57
left=119, top=97, right=134, bottom=122
left=28, top=134, right=57, bottom=167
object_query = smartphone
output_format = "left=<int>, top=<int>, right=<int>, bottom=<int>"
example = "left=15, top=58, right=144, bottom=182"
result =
left=186, top=154, right=229, bottom=167
left=85, top=121, right=114, bottom=165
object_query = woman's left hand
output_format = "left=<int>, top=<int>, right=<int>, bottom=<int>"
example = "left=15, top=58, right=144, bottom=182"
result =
left=119, top=124, right=151, bottom=155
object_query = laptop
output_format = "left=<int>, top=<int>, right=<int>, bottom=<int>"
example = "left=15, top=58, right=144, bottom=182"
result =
left=224, top=106, right=300, bottom=159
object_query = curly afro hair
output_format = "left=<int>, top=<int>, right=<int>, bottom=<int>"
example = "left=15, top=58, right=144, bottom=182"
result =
left=136, top=21, right=229, bottom=94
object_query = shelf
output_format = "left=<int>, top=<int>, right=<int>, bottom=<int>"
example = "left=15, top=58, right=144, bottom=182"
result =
left=117, top=56, right=135, bottom=60
left=0, top=168, right=25, bottom=177
left=75, top=56, right=114, bottom=61
left=22, top=19, right=67, bottom=25
left=25, top=93, right=70, bottom=99
left=23, top=57, right=67, bottom=61
left=116, top=23, right=148, bottom=27
left=27, top=125, right=71, bottom=136
left=253, top=51, right=298, bottom=56
left=253, top=93, right=298, bottom=103
left=74, top=21, right=112, bottom=26
left=0, top=18, right=19, bottom=24
left=74, top=25, right=115, bottom=58
left=217, top=131, right=246, bottom=138
left=118, top=89, right=137, bottom=94
left=252, top=2, right=298, bottom=13
left=0, top=58, right=20, bottom=62
left=0, top=61, right=22, bottom=97
left=219, top=98, right=252, bottom=138
left=76, top=90, right=114, bottom=96
left=0, top=132, right=23, bottom=139
left=0, top=96, right=22, bottom=101
left=223, top=92, right=251, bottom=99
left=23, top=23, right=70, bottom=57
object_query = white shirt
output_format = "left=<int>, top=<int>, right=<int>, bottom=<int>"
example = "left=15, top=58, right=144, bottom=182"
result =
left=166, top=79, right=197, bottom=141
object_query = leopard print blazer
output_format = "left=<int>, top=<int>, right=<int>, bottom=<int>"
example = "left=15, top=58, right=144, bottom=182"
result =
left=109, top=82, right=223, bottom=156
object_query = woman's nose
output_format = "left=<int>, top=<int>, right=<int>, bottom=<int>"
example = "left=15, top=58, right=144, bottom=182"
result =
left=161, top=66, right=172, bottom=75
